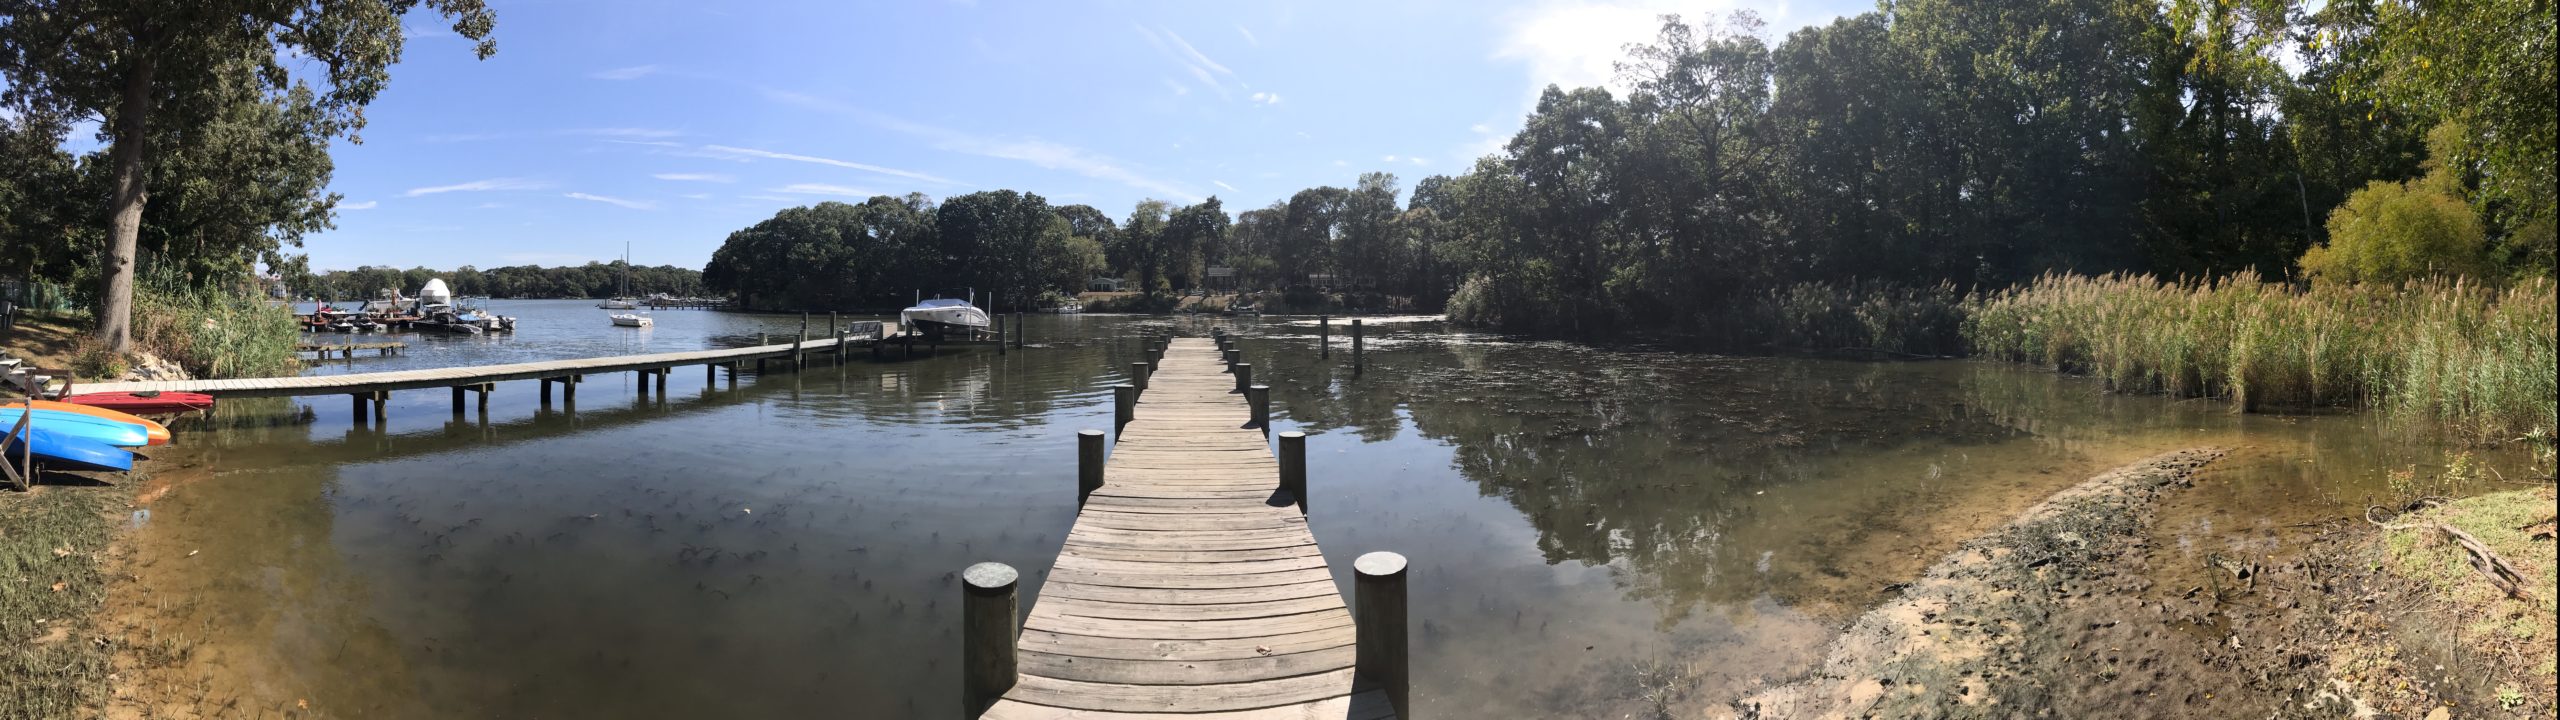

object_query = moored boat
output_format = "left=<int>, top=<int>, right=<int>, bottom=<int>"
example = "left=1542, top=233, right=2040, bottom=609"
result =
left=899, top=288, right=990, bottom=338
left=610, top=312, right=653, bottom=328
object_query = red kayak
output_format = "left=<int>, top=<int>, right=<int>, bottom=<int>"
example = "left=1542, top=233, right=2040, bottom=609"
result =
left=60, top=391, right=216, bottom=415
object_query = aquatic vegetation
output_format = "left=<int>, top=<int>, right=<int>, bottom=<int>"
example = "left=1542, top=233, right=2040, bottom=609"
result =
left=130, top=278, right=301, bottom=379
left=1964, top=273, right=2558, bottom=444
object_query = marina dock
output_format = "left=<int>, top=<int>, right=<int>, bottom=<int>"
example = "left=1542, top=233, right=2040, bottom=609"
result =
left=964, top=336, right=1405, bottom=719
left=297, top=341, right=405, bottom=359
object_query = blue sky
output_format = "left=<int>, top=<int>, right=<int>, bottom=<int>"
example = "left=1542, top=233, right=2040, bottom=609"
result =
left=299, top=0, right=1868, bottom=271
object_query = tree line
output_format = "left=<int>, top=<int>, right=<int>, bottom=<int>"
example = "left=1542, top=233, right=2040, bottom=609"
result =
left=703, top=0, right=2548, bottom=336
left=291, top=263, right=705, bottom=302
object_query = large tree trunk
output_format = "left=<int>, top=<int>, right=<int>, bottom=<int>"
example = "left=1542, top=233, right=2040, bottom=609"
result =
left=98, top=55, right=157, bottom=353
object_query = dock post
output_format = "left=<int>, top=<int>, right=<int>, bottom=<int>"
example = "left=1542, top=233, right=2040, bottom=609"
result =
left=372, top=391, right=389, bottom=424
left=1222, top=348, right=1239, bottom=371
left=706, top=363, right=716, bottom=385
left=1321, top=315, right=1331, bottom=357
left=564, top=375, right=578, bottom=405
left=451, top=386, right=467, bottom=416
left=1248, top=384, right=1270, bottom=431
left=636, top=369, right=652, bottom=399
left=1146, top=344, right=1161, bottom=373
left=1234, top=363, right=1252, bottom=393
left=654, top=368, right=668, bottom=396
left=1354, top=551, right=1411, bottom=719
left=1015, top=311, right=1025, bottom=349
left=1129, top=361, right=1149, bottom=392
left=1278, top=431, right=1306, bottom=512
left=352, top=393, right=369, bottom=425
left=725, top=362, right=738, bottom=389
left=995, top=313, right=1006, bottom=356
left=540, top=378, right=554, bottom=407
left=1078, top=429, right=1105, bottom=504
left=1352, top=318, right=1364, bottom=374
left=829, top=311, right=837, bottom=337
left=962, top=562, right=1021, bottom=716
left=1113, top=384, right=1136, bottom=436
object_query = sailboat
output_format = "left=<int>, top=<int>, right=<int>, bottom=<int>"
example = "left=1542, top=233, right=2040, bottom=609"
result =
left=598, top=242, right=641, bottom=309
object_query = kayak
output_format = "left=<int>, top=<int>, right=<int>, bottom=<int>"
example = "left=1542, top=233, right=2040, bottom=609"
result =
left=60, top=391, right=214, bottom=416
left=27, top=401, right=171, bottom=445
left=2, top=426, right=135, bottom=473
left=0, top=407, right=151, bottom=448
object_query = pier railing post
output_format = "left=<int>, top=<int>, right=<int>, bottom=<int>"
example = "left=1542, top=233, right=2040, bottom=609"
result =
left=1278, top=431, right=1306, bottom=512
left=1355, top=552, right=1410, bottom=719
left=962, top=562, right=1020, bottom=716
left=1247, top=384, right=1269, bottom=431
left=1113, top=384, right=1136, bottom=436
left=1234, top=362, right=1252, bottom=393
left=1078, top=429, right=1105, bottom=504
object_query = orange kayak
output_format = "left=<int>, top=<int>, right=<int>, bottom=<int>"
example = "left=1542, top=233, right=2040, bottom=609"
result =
left=27, top=400, right=171, bottom=445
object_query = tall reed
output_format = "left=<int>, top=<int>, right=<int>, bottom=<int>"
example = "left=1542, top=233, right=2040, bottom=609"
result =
left=130, top=279, right=301, bottom=379
left=1962, top=273, right=2557, bottom=443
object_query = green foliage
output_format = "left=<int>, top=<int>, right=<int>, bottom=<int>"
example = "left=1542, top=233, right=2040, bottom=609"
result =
left=702, top=193, right=1108, bottom=311
left=1964, top=273, right=2557, bottom=442
left=2305, top=177, right=2487, bottom=284
left=130, top=273, right=301, bottom=379
left=0, top=482, right=125, bottom=717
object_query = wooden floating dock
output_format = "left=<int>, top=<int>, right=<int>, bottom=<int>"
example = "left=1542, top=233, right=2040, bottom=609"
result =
left=965, top=335, right=1406, bottom=719
left=296, top=341, right=405, bottom=359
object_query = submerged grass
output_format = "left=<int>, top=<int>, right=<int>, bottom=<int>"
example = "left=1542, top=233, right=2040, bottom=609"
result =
left=0, top=483, right=126, bottom=718
left=1963, top=273, right=2557, bottom=444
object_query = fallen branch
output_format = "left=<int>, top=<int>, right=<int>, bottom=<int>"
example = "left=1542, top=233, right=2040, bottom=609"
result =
left=2369, top=505, right=2534, bottom=601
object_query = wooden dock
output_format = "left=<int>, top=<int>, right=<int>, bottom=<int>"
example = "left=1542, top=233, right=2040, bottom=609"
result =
left=297, top=341, right=404, bottom=359
left=965, top=335, right=1406, bottom=719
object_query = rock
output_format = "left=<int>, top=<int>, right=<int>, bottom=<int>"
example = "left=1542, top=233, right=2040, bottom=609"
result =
left=2425, top=707, right=2449, bottom=720
left=114, top=350, right=192, bottom=382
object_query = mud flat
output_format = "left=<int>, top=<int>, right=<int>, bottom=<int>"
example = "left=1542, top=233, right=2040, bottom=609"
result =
left=1731, top=448, right=2232, bottom=718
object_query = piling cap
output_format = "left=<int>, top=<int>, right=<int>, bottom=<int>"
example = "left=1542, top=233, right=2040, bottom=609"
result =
left=1354, top=551, right=1407, bottom=577
left=964, top=562, right=1018, bottom=592
left=1079, top=429, right=1105, bottom=439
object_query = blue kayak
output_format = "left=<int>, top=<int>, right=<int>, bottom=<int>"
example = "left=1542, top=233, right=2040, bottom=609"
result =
left=0, top=408, right=151, bottom=448
left=3, top=426, right=136, bottom=473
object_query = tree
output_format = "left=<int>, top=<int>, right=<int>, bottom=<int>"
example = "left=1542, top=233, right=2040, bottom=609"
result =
left=1120, top=199, right=1172, bottom=293
left=1163, top=197, right=1231, bottom=291
left=2302, top=125, right=2490, bottom=284
left=0, top=0, right=498, bottom=352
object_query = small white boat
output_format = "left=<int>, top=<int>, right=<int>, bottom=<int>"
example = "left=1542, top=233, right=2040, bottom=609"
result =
left=610, top=312, right=653, bottom=328
left=900, top=289, right=990, bottom=338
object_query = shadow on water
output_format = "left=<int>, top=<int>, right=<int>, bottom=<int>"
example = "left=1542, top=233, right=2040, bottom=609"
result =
left=112, top=309, right=2535, bottom=718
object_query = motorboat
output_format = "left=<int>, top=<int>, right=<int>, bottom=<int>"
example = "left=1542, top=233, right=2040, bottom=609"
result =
left=899, top=289, right=990, bottom=338
left=610, top=312, right=653, bottom=328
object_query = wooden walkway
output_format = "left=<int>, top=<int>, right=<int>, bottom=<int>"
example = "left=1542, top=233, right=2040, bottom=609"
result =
left=75, top=338, right=856, bottom=399
left=973, top=337, right=1401, bottom=720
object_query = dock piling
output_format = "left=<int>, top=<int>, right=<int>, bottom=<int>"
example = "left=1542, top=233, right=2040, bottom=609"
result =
left=1113, top=383, right=1136, bottom=436
left=1247, top=384, right=1269, bottom=431
left=351, top=393, right=368, bottom=424
left=1077, top=429, right=1105, bottom=503
left=961, top=562, right=1021, bottom=716
left=1321, top=315, right=1331, bottom=358
left=372, top=391, right=389, bottom=423
left=1234, top=363, right=1252, bottom=393
left=1278, top=431, right=1307, bottom=512
left=451, top=386, right=467, bottom=416
left=1352, top=319, right=1365, bottom=374
left=1130, top=361, right=1149, bottom=392
left=1354, top=551, right=1411, bottom=719
left=1222, top=348, right=1239, bottom=371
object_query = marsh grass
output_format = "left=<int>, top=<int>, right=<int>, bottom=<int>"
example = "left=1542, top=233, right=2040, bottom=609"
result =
left=1963, top=273, right=2557, bottom=443
left=130, top=278, right=301, bottom=379
left=0, top=484, right=125, bottom=718
left=1728, top=280, right=1967, bottom=356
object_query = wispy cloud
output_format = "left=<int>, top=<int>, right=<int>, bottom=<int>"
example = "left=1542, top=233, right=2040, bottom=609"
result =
left=761, top=89, right=1201, bottom=202
left=405, top=178, right=547, bottom=197
left=775, top=183, right=878, bottom=198
left=340, top=200, right=379, bottom=210
left=1250, top=91, right=1281, bottom=105
left=573, top=127, right=682, bottom=139
left=680, top=193, right=714, bottom=200
left=592, top=65, right=661, bottom=81
left=1163, top=77, right=1191, bottom=96
left=1236, top=25, right=1259, bottom=46
left=1136, top=25, right=1234, bottom=99
left=564, top=192, right=654, bottom=210
left=693, top=143, right=957, bottom=185
left=422, top=132, right=513, bottom=143
left=604, top=139, right=684, bottom=148
left=740, top=194, right=798, bottom=202
left=653, top=172, right=736, bottom=183
left=1213, top=180, right=1239, bottom=192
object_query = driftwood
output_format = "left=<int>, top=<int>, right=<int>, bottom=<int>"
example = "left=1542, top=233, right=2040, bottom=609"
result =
left=2369, top=504, right=2535, bottom=601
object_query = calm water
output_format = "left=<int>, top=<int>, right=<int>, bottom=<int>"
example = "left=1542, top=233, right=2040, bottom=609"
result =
left=124, top=304, right=2525, bottom=717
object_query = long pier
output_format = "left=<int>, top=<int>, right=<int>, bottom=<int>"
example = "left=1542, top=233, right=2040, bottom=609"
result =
left=69, top=321, right=889, bottom=422
left=963, top=335, right=1406, bottom=719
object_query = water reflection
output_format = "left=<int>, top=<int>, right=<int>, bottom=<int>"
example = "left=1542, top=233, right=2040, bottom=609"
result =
left=117, top=313, right=2529, bottom=718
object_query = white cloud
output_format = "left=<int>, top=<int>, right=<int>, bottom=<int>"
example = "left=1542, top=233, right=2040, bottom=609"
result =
left=1136, top=25, right=1235, bottom=99
left=1382, top=154, right=1400, bottom=162
left=593, top=65, right=661, bottom=81
left=564, top=192, right=654, bottom=210
left=739, top=194, right=798, bottom=202
left=775, top=183, right=878, bottom=198
left=1249, top=91, right=1281, bottom=105
left=1496, top=2, right=1688, bottom=95
left=1159, top=27, right=1231, bottom=76
left=1408, top=156, right=1429, bottom=165
left=1470, top=123, right=1494, bottom=134
left=604, top=139, right=684, bottom=148
left=693, top=143, right=957, bottom=185
left=340, top=200, right=378, bottom=210
left=1164, top=77, right=1191, bottom=96
left=575, top=127, right=682, bottom=138
left=405, top=178, right=547, bottom=196
left=1213, top=180, right=1239, bottom=192
left=653, top=172, right=736, bottom=183
left=681, top=193, right=713, bottom=200
left=761, top=89, right=1202, bottom=202
left=1236, top=25, right=1259, bottom=46
left=1333, top=159, right=1348, bottom=167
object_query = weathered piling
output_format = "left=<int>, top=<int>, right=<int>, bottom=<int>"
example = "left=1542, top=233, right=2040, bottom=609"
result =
left=1113, top=383, right=1136, bottom=435
left=1234, top=362, right=1252, bottom=393
left=1130, top=361, right=1149, bottom=391
left=1278, top=431, right=1307, bottom=512
left=1078, top=429, right=1105, bottom=503
left=1355, top=551, right=1411, bottom=719
left=1247, top=384, right=1270, bottom=430
left=996, top=313, right=1007, bottom=356
left=962, top=562, right=1020, bottom=716
left=1222, top=347, right=1240, bottom=370
left=1352, top=318, right=1365, bottom=373
left=1321, top=315, right=1331, bottom=357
